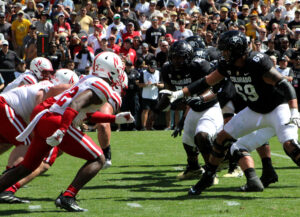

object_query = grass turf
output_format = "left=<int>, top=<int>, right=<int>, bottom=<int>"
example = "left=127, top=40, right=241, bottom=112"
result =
left=0, top=130, right=299, bottom=217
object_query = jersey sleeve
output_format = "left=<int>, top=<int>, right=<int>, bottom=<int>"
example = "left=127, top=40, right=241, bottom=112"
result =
left=90, top=80, right=122, bottom=112
left=23, top=75, right=37, bottom=85
left=217, top=58, right=230, bottom=77
left=249, top=52, right=273, bottom=74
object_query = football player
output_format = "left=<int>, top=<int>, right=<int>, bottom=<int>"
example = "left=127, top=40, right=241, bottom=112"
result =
left=0, top=69, right=79, bottom=204
left=161, top=31, right=300, bottom=195
left=159, top=40, right=224, bottom=181
left=0, top=52, right=134, bottom=212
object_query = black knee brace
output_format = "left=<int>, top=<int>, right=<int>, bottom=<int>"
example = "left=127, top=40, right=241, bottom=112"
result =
left=232, top=148, right=251, bottom=162
left=194, top=132, right=213, bottom=155
left=211, top=138, right=236, bottom=158
left=284, top=140, right=300, bottom=166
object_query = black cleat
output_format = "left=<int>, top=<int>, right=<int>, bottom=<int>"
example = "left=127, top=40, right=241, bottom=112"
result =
left=0, top=191, right=30, bottom=204
left=55, top=193, right=87, bottom=212
left=260, top=171, right=278, bottom=188
left=238, top=176, right=264, bottom=192
left=188, top=171, right=216, bottom=196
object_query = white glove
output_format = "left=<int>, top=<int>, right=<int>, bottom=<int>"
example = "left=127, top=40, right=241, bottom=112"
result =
left=290, top=108, right=300, bottom=128
left=159, top=89, right=184, bottom=103
left=115, top=112, right=135, bottom=124
left=46, top=129, right=65, bottom=147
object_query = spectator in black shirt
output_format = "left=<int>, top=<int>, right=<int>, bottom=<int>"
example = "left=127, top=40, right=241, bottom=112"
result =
left=47, top=41, right=65, bottom=70
left=0, top=12, right=11, bottom=45
left=288, top=9, right=300, bottom=31
left=145, top=16, right=165, bottom=53
left=265, top=39, right=281, bottom=59
left=0, top=40, right=20, bottom=70
left=140, top=42, right=155, bottom=65
left=238, top=4, right=250, bottom=24
left=156, top=40, right=169, bottom=69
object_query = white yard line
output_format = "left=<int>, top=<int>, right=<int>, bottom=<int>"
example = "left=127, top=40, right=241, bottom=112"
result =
left=271, top=152, right=290, bottom=159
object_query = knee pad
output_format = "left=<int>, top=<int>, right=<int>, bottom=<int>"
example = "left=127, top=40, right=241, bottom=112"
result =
left=232, top=149, right=251, bottom=162
left=283, top=140, right=300, bottom=166
left=194, top=132, right=213, bottom=154
left=211, top=138, right=236, bottom=158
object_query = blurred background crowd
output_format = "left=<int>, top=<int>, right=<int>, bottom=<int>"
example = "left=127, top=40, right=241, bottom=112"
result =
left=0, top=0, right=300, bottom=131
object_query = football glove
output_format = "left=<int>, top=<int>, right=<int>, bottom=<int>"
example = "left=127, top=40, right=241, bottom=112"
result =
left=186, top=96, right=204, bottom=108
left=115, top=112, right=135, bottom=124
left=289, top=108, right=300, bottom=128
left=159, top=89, right=184, bottom=103
left=46, top=129, right=66, bottom=147
left=171, top=116, right=185, bottom=138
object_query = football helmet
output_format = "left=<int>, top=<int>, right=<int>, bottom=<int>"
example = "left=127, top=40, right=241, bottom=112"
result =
left=91, top=51, right=128, bottom=93
left=168, top=40, right=193, bottom=70
left=185, top=36, right=206, bottom=51
left=30, top=57, right=54, bottom=80
left=52, top=68, right=79, bottom=85
left=218, top=30, right=248, bottom=64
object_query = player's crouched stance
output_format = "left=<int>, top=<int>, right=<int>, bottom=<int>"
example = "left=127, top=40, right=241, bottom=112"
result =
left=161, top=31, right=300, bottom=196
left=0, top=52, right=134, bottom=212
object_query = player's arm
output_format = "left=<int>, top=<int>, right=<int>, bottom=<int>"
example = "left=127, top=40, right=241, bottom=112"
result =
left=161, top=69, right=225, bottom=103
left=263, top=67, right=298, bottom=110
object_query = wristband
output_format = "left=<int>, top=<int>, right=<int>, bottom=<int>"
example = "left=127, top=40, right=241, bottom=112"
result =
left=60, top=107, right=79, bottom=131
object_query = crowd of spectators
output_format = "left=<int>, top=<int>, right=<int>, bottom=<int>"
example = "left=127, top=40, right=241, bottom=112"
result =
left=1, top=0, right=300, bottom=131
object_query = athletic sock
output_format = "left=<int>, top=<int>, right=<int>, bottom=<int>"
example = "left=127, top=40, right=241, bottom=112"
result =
left=244, top=168, right=257, bottom=179
left=5, top=182, right=21, bottom=193
left=261, top=157, right=274, bottom=172
left=63, top=185, right=79, bottom=198
left=103, top=145, right=111, bottom=160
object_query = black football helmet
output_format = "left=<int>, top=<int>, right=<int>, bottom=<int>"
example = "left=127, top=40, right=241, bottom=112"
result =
left=218, top=30, right=248, bottom=64
left=185, top=36, right=206, bottom=51
left=169, top=40, right=193, bottom=70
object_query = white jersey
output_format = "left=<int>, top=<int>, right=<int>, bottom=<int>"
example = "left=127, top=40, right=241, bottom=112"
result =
left=1, top=80, right=53, bottom=123
left=49, top=75, right=122, bottom=126
left=3, top=72, right=38, bottom=93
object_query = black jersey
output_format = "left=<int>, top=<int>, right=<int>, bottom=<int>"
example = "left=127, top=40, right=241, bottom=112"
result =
left=162, top=58, right=218, bottom=112
left=217, top=51, right=286, bottom=114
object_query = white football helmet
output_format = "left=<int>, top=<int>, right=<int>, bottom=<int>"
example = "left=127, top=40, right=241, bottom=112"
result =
left=30, top=57, right=54, bottom=80
left=52, top=68, right=79, bottom=85
left=91, top=51, right=128, bottom=93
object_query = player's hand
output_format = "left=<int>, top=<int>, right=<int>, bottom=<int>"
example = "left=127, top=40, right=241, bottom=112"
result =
left=289, top=108, right=300, bottom=128
left=186, top=96, right=204, bottom=107
left=46, top=129, right=65, bottom=147
left=115, top=112, right=135, bottom=124
left=171, top=126, right=183, bottom=138
left=159, top=89, right=184, bottom=103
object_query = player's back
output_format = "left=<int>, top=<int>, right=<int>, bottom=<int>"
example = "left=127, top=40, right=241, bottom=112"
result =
left=1, top=81, right=53, bottom=123
left=50, top=75, right=122, bottom=122
left=3, top=72, right=38, bottom=93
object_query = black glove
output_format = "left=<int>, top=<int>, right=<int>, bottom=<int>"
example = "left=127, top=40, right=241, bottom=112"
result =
left=171, top=116, right=185, bottom=138
left=186, top=96, right=204, bottom=108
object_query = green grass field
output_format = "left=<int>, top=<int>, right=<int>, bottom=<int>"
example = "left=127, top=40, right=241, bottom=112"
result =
left=0, top=131, right=300, bottom=217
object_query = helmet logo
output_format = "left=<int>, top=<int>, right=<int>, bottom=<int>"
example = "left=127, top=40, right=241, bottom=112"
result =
left=230, top=36, right=242, bottom=45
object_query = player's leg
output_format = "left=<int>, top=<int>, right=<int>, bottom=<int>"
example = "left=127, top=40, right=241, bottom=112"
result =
left=6, top=145, right=28, bottom=168
left=256, top=143, right=278, bottom=187
left=178, top=109, right=204, bottom=180
left=56, top=126, right=105, bottom=212
left=188, top=107, right=263, bottom=195
left=0, top=144, right=13, bottom=155
left=230, top=127, right=275, bottom=191
left=0, top=147, right=61, bottom=204
left=96, top=103, right=113, bottom=169
left=268, top=104, right=300, bottom=167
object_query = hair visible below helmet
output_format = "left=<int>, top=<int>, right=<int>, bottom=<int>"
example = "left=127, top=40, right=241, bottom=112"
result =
left=52, top=68, right=79, bottom=85
left=185, top=36, right=206, bottom=51
left=30, top=57, right=54, bottom=80
left=92, top=51, right=127, bottom=93
left=168, top=40, right=193, bottom=69
left=218, top=30, right=248, bottom=64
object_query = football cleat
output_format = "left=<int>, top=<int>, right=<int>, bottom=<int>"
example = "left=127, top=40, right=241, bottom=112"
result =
left=0, top=191, right=30, bottom=204
left=102, top=160, right=112, bottom=170
left=260, top=170, right=278, bottom=188
left=55, top=193, right=87, bottom=212
left=177, top=166, right=205, bottom=180
left=223, top=166, right=244, bottom=178
left=188, top=171, right=216, bottom=196
left=238, top=176, right=264, bottom=192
